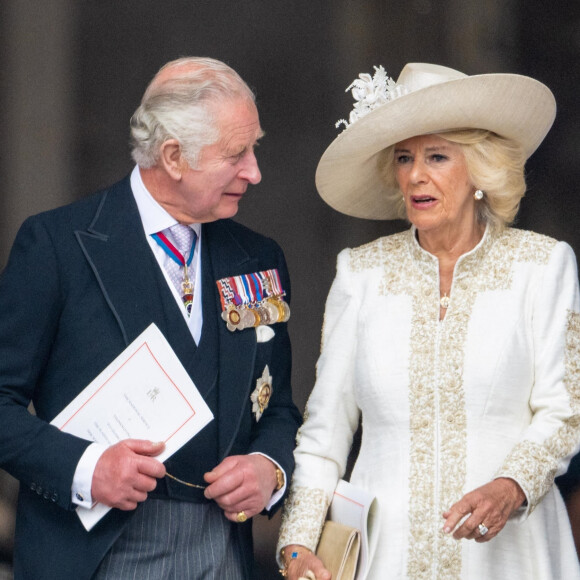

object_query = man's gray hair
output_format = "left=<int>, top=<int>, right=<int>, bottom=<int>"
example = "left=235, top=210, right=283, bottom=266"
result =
left=130, top=57, right=256, bottom=169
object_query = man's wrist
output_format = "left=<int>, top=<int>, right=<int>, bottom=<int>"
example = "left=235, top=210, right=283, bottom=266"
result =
left=71, top=443, right=107, bottom=508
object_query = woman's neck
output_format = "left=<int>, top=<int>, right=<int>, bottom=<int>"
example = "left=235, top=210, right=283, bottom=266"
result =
left=417, top=220, right=485, bottom=320
left=417, top=219, right=485, bottom=268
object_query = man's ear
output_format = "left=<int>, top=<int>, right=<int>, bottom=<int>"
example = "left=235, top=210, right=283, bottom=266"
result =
left=158, top=139, right=186, bottom=181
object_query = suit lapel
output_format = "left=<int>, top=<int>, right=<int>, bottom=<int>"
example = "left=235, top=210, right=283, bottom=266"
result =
left=203, top=221, right=259, bottom=460
left=76, top=183, right=259, bottom=458
left=74, top=178, right=195, bottom=357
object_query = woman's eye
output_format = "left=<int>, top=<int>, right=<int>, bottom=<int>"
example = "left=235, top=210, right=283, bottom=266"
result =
left=431, top=154, right=447, bottom=162
left=396, top=154, right=411, bottom=164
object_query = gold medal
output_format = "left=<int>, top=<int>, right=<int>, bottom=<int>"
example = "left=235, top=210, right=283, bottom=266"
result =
left=256, top=305, right=272, bottom=325
left=261, top=300, right=279, bottom=324
left=228, top=308, right=242, bottom=325
left=249, top=308, right=261, bottom=327
left=281, top=300, right=290, bottom=322
left=269, top=297, right=290, bottom=323
left=267, top=298, right=285, bottom=323
left=225, top=306, right=245, bottom=331
left=239, top=307, right=256, bottom=330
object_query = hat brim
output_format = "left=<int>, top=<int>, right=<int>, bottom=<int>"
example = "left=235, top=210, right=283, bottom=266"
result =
left=315, top=73, right=556, bottom=220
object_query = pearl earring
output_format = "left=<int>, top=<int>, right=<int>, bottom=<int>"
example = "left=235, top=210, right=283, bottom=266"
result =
left=474, top=189, right=484, bottom=200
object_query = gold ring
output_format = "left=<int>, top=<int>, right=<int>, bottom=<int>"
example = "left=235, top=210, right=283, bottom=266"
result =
left=236, top=511, right=248, bottom=523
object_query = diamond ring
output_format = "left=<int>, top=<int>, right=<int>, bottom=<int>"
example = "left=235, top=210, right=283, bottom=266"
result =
left=478, top=523, right=489, bottom=536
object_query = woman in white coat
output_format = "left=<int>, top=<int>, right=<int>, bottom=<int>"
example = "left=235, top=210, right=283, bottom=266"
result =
left=277, top=63, right=580, bottom=579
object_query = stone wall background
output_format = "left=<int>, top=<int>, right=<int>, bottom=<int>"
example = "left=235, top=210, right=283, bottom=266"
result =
left=1, top=2, right=579, bottom=577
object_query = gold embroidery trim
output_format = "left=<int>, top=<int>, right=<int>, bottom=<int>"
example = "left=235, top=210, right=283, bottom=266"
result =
left=497, top=310, right=580, bottom=512
left=277, top=486, right=329, bottom=554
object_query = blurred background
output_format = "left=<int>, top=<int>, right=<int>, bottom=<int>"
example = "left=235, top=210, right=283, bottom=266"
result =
left=0, top=1, right=578, bottom=578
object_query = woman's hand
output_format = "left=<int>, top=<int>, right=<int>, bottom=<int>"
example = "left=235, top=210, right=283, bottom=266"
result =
left=281, top=545, right=331, bottom=580
left=442, top=477, right=526, bottom=542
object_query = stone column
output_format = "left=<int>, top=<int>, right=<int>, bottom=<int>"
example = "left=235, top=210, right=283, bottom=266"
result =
left=0, top=1, right=77, bottom=570
left=0, top=0, right=77, bottom=267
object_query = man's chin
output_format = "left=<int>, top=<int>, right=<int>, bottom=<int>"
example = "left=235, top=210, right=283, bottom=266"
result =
left=215, top=202, right=241, bottom=221
left=220, top=195, right=242, bottom=218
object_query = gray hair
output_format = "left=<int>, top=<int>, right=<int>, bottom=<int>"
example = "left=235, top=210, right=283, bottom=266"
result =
left=130, top=57, right=256, bottom=169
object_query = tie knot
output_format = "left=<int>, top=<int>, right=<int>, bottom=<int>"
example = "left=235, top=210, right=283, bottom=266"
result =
left=169, top=224, right=195, bottom=256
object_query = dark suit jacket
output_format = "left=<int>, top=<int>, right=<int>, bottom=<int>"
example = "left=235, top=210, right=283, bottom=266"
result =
left=0, top=176, right=300, bottom=579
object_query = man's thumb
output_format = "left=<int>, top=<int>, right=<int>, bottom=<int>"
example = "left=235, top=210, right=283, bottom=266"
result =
left=124, top=439, right=165, bottom=456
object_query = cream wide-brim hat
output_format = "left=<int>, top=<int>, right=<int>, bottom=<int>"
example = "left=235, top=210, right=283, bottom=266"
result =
left=315, top=62, right=556, bottom=220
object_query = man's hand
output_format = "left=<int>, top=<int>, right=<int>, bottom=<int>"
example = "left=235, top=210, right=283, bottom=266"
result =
left=91, top=439, right=166, bottom=510
left=203, top=455, right=278, bottom=522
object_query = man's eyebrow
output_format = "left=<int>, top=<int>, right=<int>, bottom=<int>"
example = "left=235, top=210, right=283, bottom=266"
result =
left=244, top=129, right=266, bottom=149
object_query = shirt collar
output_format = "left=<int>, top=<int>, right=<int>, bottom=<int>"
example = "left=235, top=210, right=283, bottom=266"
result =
left=130, top=165, right=201, bottom=238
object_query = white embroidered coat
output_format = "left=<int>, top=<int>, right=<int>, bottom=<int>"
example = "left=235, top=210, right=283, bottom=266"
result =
left=279, top=227, right=580, bottom=579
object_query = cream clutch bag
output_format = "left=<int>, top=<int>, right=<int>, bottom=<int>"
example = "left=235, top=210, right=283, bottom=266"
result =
left=315, top=520, right=361, bottom=580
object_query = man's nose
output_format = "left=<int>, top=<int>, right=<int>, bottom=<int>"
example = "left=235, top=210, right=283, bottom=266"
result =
left=240, top=150, right=261, bottom=184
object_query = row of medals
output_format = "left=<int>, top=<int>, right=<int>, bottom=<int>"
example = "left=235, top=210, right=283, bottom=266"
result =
left=222, top=296, right=290, bottom=332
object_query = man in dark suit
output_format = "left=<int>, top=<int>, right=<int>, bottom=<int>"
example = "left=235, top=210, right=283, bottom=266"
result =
left=0, top=57, right=300, bottom=579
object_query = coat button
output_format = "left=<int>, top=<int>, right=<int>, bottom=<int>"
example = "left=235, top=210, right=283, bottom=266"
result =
left=30, top=483, right=37, bottom=491
left=51, top=492, right=58, bottom=502
left=36, top=486, right=43, bottom=495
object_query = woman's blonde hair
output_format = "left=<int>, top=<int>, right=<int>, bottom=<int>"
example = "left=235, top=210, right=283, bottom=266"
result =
left=381, top=129, right=527, bottom=231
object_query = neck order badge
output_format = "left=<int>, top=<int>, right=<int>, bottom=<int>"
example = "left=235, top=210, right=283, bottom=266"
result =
left=152, top=226, right=197, bottom=315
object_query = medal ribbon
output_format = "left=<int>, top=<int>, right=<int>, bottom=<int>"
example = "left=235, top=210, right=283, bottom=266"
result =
left=217, top=278, right=236, bottom=310
left=216, top=269, right=287, bottom=310
left=249, top=273, right=263, bottom=302
left=240, top=274, right=256, bottom=305
left=151, top=229, right=197, bottom=315
left=151, top=231, right=196, bottom=268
